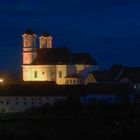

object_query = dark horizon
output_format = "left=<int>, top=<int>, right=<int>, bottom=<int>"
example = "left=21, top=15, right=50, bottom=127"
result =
left=0, top=0, right=140, bottom=72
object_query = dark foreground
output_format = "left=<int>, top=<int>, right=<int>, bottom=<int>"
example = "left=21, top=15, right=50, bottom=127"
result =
left=0, top=109, right=140, bottom=139
left=0, top=82, right=137, bottom=139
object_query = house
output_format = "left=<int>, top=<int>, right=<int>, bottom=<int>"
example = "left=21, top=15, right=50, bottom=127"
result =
left=86, top=64, right=140, bottom=84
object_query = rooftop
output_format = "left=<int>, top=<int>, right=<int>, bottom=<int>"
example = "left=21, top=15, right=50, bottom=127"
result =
left=31, top=48, right=98, bottom=65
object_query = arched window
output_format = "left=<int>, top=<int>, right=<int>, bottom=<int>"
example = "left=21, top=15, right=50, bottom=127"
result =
left=34, top=71, right=37, bottom=78
left=59, top=71, right=62, bottom=78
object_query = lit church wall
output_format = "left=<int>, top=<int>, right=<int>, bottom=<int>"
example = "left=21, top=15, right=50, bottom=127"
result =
left=56, top=65, right=67, bottom=85
left=22, top=65, right=56, bottom=81
left=22, top=52, right=36, bottom=65
left=23, top=65, right=76, bottom=84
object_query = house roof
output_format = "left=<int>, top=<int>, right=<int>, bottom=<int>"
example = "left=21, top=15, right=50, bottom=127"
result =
left=89, top=64, right=124, bottom=82
left=89, top=64, right=140, bottom=83
left=90, top=70, right=114, bottom=82
left=120, top=67, right=140, bottom=82
left=32, top=48, right=71, bottom=65
left=109, top=64, right=140, bottom=82
left=72, top=53, right=98, bottom=65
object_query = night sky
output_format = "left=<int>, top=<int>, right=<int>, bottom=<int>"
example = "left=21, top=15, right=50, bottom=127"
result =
left=0, top=0, right=140, bottom=73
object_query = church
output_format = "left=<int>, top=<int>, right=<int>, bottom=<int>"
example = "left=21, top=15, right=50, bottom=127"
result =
left=22, top=30, right=99, bottom=85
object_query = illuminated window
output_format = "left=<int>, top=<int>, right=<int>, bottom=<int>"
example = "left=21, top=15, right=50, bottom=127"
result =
left=70, top=80, right=72, bottom=83
left=34, top=71, right=37, bottom=78
left=59, top=71, right=62, bottom=78
left=42, top=72, right=45, bottom=75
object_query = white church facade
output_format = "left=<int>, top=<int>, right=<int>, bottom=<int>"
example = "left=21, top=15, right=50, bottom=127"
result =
left=22, top=30, right=98, bottom=85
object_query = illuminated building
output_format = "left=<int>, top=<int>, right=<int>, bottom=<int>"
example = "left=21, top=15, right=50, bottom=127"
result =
left=22, top=30, right=99, bottom=85
left=0, top=31, right=133, bottom=113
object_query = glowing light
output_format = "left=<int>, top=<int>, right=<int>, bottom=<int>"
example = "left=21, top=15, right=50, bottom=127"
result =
left=0, top=79, right=3, bottom=83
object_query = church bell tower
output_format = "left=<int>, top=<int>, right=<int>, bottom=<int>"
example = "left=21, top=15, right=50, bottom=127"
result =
left=39, top=32, right=52, bottom=49
left=22, top=30, right=37, bottom=64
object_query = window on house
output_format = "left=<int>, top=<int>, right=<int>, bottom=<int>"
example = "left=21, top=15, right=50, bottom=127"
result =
left=70, top=80, right=72, bottom=83
left=73, top=80, right=76, bottom=84
left=42, top=72, right=44, bottom=75
left=34, top=71, right=37, bottom=78
left=59, top=71, right=62, bottom=78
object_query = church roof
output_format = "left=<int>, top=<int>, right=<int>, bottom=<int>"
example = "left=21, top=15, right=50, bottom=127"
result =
left=32, top=48, right=72, bottom=65
left=31, top=48, right=98, bottom=65
left=72, top=53, right=98, bottom=65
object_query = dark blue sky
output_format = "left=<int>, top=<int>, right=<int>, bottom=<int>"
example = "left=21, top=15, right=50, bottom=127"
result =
left=0, top=0, right=140, bottom=72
